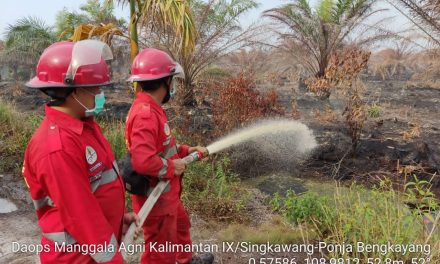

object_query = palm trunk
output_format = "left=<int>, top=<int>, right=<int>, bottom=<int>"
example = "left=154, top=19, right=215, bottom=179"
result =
left=129, top=0, right=139, bottom=92
left=183, top=79, right=197, bottom=107
left=13, top=66, right=18, bottom=81
left=129, top=0, right=139, bottom=62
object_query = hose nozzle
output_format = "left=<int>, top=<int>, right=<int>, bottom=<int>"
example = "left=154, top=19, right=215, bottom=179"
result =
left=182, top=151, right=205, bottom=165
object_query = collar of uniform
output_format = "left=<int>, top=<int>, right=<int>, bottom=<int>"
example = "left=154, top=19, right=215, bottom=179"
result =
left=45, top=105, right=94, bottom=135
left=135, top=92, right=164, bottom=113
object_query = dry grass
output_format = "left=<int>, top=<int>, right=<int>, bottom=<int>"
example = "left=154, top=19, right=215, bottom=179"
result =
left=402, top=123, right=422, bottom=141
left=312, top=107, right=338, bottom=123
left=218, top=216, right=314, bottom=244
left=407, top=80, right=440, bottom=90
left=290, top=99, right=302, bottom=119
left=396, top=160, right=424, bottom=176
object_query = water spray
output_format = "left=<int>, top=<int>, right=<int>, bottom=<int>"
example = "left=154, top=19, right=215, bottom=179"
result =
left=206, top=119, right=316, bottom=155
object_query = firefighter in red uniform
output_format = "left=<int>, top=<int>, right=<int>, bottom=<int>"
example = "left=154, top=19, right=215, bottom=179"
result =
left=125, top=48, right=214, bottom=264
left=22, top=40, right=140, bottom=264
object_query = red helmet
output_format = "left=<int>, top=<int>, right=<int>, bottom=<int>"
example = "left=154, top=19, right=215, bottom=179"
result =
left=26, top=41, right=112, bottom=89
left=127, top=48, right=184, bottom=82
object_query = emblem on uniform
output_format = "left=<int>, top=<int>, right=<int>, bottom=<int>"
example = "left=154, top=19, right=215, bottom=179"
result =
left=164, top=123, right=171, bottom=136
left=85, top=146, right=98, bottom=164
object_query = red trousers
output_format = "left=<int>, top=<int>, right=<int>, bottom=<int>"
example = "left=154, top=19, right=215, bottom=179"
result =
left=140, top=202, right=192, bottom=264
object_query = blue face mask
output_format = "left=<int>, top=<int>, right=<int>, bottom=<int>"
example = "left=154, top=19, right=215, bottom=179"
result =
left=74, top=90, right=106, bottom=117
left=85, top=91, right=105, bottom=117
left=170, top=80, right=177, bottom=98
left=162, top=79, right=177, bottom=104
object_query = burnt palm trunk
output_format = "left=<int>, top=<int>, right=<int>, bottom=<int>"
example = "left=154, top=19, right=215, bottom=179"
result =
left=182, top=79, right=197, bottom=107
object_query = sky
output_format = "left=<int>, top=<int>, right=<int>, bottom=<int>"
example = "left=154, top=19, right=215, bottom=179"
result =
left=0, top=0, right=415, bottom=44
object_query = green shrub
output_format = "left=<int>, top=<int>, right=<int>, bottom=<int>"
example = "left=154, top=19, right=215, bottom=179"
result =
left=0, top=101, right=42, bottom=174
left=322, top=183, right=437, bottom=261
left=182, top=156, right=251, bottom=222
left=271, top=190, right=329, bottom=225
left=367, top=104, right=381, bottom=118
left=273, top=181, right=439, bottom=262
left=100, top=119, right=127, bottom=160
left=404, top=175, right=439, bottom=213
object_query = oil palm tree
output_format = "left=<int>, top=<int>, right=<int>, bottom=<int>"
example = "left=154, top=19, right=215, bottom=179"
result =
left=264, top=0, right=390, bottom=78
left=0, top=17, right=56, bottom=80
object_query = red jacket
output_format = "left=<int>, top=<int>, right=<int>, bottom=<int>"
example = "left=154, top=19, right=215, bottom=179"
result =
left=125, top=92, right=189, bottom=215
left=23, top=105, right=125, bottom=264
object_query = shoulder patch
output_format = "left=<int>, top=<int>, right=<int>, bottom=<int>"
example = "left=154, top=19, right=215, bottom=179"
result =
left=47, top=123, right=62, bottom=153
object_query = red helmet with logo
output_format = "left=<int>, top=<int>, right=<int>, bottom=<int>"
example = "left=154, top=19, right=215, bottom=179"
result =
left=26, top=41, right=112, bottom=89
left=127, top=48, right=184, bottom=82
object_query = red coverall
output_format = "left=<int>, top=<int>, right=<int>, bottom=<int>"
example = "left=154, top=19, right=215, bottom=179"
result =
left=125, top=92, right=192, bottom=264
left=22, top=105, right=126, bottom=264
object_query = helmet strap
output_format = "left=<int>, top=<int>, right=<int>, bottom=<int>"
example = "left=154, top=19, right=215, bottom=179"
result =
left=41, top=88, right=75, bottom=106
left=162, top=78, right=173, bottom=104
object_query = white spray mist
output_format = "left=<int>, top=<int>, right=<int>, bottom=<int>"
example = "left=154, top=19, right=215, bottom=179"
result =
left=207, top=119, right=317, bottom=157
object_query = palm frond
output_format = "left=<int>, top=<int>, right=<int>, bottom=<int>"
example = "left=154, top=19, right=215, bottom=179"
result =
left=137, top=0, right=197, bottom=55
left=390, top=0, right=440, bottom=45
left=2, top=16, right=56, bottom=67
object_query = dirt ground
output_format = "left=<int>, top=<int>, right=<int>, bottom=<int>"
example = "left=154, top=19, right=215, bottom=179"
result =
left=0, top=78, right=439, bottom=263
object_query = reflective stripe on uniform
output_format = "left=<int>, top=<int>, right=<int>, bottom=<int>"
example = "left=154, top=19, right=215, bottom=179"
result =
left=33, top=196, right=54, bottom=210
left=42, top=231, right=76, bottom=244
left=159, top=145, right=178, bottom=159
left=90, top=161, right=119, bottom=193
left=157, top=158, right=168, bottom=180
left=90, top=234, right=118, bottom=263
left=112, top=160, right=119, bottom=174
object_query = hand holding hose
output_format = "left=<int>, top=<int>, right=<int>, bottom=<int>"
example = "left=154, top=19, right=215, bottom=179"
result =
left=188, top=146, right=208, bottom=157
left=122, top=212, right=142, bottom=240
left=172, top=159, right=186, bottom=176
